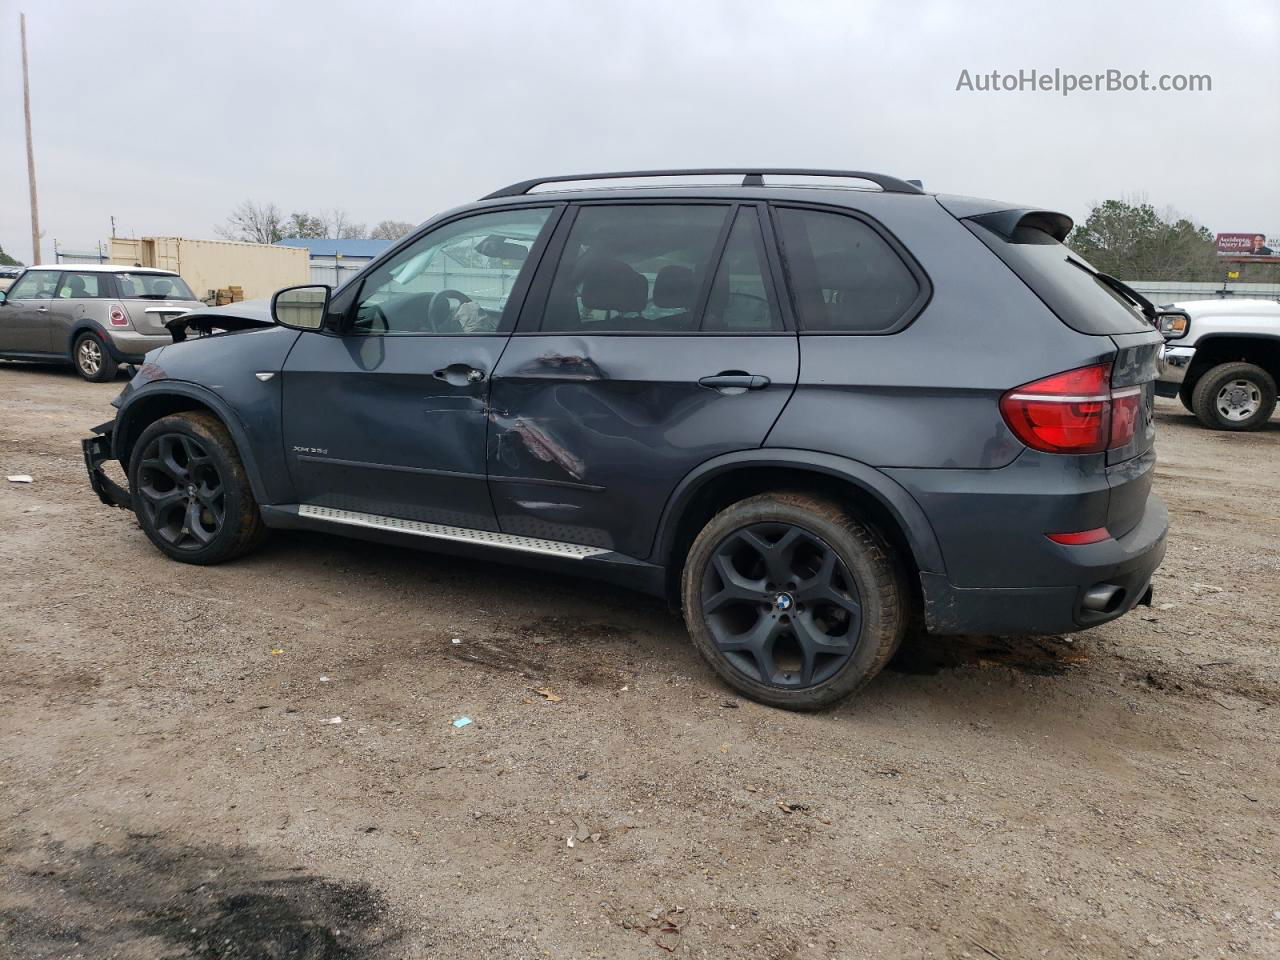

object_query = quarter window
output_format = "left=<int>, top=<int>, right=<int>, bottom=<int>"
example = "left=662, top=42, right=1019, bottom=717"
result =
left=541, top=205, right=729, bottom=333
left=775, top=208, right=920, bottom=333
left=7, top=272, right=58, bottom=300
left=352, top=208, right=553, bottom=335
left=703, top=208, right=782, bottom=332
left=56, top=272, right=105, bottom=299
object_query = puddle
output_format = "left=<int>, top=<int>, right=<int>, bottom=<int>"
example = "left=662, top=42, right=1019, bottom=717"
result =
left=0, top=835, right=398, bottom=959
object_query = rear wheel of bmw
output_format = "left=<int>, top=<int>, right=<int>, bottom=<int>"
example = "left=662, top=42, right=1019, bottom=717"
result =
left=127, top=412, right=267, bottom=564
left=681, top=492, right=907, bottom=710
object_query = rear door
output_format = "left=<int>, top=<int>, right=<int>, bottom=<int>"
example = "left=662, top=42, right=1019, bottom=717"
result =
left=488, top=201, right=799, bottom=558
left=0, top=270, right=59, bottom=353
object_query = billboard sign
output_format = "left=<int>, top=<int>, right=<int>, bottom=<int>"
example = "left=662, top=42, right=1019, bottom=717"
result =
left=1216, top=232, right=1278, bottom=256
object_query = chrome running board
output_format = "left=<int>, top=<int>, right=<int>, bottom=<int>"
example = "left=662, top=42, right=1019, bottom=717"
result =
left=296, top=504, right=611, bottom=560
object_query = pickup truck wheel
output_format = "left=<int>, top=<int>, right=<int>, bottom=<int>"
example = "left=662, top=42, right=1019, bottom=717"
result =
left=128, top=412, right=267, bottom=564
left=1190, top=362, right=1277, bottom=431
left=681, top=492, right=906, bottom=710
left=73, top=332, right=117, bottom=382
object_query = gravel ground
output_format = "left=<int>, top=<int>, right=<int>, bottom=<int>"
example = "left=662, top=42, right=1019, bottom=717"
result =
left=1, top=362, right=1277, bottom=960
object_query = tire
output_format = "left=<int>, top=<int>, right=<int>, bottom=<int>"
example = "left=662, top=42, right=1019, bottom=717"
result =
left=73, top=331, right=118, bottom=382
left=127, top=411, right=267, bottom=564
left=1178, top=380, right=1195, bottom=414
left=681, top=492, right=907, bottom=710
left=1190, top=361, right=1277, bottom=431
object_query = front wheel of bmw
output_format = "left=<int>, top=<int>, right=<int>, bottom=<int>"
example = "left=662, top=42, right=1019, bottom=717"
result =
left=681, top=492, right=907, bottom=710
left=127, top=411, right=267, bottom=564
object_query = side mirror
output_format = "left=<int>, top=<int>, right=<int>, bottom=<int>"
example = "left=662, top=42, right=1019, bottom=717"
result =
left=1154, top=309, right=1189, bottom=340
left=0, top=291, right=6, bottom=304
left=271, top=284, right=331, bottom=331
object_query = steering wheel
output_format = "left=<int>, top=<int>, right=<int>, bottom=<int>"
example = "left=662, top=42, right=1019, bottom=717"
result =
left=427, top=289, right=472, bottom=332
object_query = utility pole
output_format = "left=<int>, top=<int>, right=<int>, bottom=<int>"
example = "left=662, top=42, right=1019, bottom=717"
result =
left=20, top=13, right=41, bottom=265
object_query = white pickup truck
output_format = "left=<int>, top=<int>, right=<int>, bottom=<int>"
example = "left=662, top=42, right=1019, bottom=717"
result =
left=1156, top=298, right=1280, bottom=430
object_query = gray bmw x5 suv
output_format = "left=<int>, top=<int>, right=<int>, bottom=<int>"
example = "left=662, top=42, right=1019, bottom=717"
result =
left=83, top=169, right=1168, bottom=709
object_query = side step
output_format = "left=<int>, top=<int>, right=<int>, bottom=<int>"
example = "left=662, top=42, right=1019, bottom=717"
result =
left=296, top=504, right=612, bottom=560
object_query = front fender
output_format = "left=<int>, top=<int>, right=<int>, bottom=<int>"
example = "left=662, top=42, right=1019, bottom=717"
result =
left=651, top=448, right=946, bottom=576
left=112, top=380, right=284, bottom=504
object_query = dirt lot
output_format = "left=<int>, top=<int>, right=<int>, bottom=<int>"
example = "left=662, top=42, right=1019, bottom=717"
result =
left=1, top=362, right=1277, bottom=960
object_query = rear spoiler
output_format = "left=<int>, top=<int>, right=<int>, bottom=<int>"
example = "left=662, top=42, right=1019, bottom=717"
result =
left=934, top=195, right=1074, bottom=242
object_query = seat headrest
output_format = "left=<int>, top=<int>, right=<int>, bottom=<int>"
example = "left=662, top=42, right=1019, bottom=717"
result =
left=653, top=265, right=696, bottom=309
left=579, top=257, right=647, bottom=314
left=67, top=276, right=87, bottom=295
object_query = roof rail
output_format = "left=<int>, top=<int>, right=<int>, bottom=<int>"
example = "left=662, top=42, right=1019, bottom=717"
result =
left=480, top=168, right=926, bottom=200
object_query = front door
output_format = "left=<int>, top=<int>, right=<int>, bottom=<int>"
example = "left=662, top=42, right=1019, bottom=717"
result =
left=488, top=203, right=799, bottom=558
left=0, top=270, right=60, bottom=353
left=281, top=206, right=558, bottom=530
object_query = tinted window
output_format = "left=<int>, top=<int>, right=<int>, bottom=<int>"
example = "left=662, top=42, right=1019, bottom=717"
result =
left=966, top=222, right=1152, bottom=336
left=703, top=208, right=782, bottom=332
left=115, top=272, right=197, bottom=300
left=542, top=205, right=728, bottom=333
left=776, top=208, right=920, bottom=332
left=353, top=208, right=552, bottom=335
left=8, top=271, right=58, bottom=300
left=56, top=272, right=106, bottom=298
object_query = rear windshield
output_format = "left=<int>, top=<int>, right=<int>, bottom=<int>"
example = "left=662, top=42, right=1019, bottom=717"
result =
left=966, top=221, right=1151, bottom=336
left=115, top=272, right=197, bottom=301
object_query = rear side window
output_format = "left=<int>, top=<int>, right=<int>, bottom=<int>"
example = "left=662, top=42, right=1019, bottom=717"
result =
left=56, top=272, right=106, bottom=298
left=774, top=207, right=922, bottom=333
left=542, top=204, right=729, bottom=333
left=966, top=222, right=1151, bottom=336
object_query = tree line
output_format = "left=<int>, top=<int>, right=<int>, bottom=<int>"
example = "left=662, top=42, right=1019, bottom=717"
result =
left=215, top=200, right=415, bottom=245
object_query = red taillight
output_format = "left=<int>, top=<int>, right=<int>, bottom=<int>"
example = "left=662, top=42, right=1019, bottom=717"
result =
left=108, top=304, right=130, bottom=327
left=1046, top=528, right=1110, bottom=545
left=1109, top=386, right=1142, bottom=449
left=1000, top=363, right=1143, bottom=454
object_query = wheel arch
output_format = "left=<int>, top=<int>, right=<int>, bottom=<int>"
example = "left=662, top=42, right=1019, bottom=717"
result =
left=1184, top=334, right=1280, bottom=388
left=652, top=449, right=946, bottom=605
left=113, top=383, right=270, bottom=503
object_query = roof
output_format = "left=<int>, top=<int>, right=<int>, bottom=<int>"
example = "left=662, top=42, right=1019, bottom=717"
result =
left=277, top=237, right=392, bottom=258
left=24, top=264, right=179, bottom=275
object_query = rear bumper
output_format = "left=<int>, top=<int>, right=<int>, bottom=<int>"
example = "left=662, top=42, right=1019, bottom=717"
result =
left=919, top=494, right=1168, bottom=635
left=105, top=331, right=171, bottom=363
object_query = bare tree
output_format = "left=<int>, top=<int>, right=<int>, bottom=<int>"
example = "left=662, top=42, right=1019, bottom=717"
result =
left=370, top=220, right=415, bottom=241
left=216, top=200, right=285, bottom=244
left=325, top=210, right=367, bottom=240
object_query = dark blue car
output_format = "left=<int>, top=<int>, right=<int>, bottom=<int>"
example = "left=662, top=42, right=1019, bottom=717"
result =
left=83, top=169, right=1168, bottom=709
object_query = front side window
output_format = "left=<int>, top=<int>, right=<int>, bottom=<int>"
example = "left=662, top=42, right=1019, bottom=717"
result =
left=542, top=205, right=729, bottom=333
left=56, top=272, right=105, bottom=299
left=115, top=272, right=197, bottom=300
left=7, top=271, right=58, bottom=300
left=352, top=208, right=553, bottom=335
left=775, top=208, right=921, bottom=333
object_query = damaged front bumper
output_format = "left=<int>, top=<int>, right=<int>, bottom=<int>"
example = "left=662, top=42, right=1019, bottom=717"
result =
left=82, top=420, right=132, bottom=508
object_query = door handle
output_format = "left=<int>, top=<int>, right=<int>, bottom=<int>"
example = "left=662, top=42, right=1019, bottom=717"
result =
left=433, top=364, right=486, bottom=386
left=698, top=372, right=771, bottom=391
left=36, top=306, right=48, bottom=312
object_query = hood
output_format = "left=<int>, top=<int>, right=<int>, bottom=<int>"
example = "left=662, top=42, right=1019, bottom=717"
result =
left=166, top=299, right=275, bottom=342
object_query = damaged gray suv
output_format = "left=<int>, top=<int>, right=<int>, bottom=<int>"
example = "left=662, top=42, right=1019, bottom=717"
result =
left=83, top=169, right=1168, bottom=709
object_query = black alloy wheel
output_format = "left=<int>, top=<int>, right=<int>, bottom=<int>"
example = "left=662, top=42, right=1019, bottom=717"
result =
left=700, top=522, right=862, bottom=688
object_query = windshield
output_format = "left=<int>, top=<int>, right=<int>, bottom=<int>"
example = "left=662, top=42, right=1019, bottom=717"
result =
left=115, top=272, right=197, bottom=301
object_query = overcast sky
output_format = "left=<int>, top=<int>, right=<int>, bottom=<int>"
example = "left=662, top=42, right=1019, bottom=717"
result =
left=1, top=0, right=1277, bottom=263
